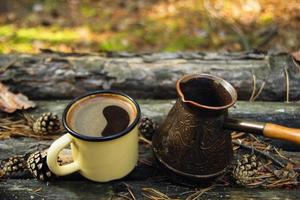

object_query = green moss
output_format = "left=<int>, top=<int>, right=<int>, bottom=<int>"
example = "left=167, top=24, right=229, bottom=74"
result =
left=99, top=33, right=132, bottom=51
left=0, top=25, right=79, bottom=43
left=81, top=5, right=97, bottom=18
left=164, top=36, right=206, bottom=51
left=0, top=25, right=14, bottom=37
left=17, top=27, right=79, bottom=43
left=0, top=41, right=34, bottom=53
left=0, top=25, right=83, bottom=53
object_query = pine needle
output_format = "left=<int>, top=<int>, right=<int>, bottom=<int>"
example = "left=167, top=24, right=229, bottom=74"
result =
left=284, top=65, right=290, bottom=103
left=185, top=185, right=216, bottom=200
left=142, top=188, right=175, bottom=200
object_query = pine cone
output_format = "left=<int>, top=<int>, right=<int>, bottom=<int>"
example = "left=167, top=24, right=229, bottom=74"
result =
left=232, top=154, right=263, bottom=185
left=138, top=117, right=157, bottom=140
left=1, top=155, right=27, bottom=177
left=33, top=112, right=60, bottom=135
left=27, top=150, right=61, bottom=181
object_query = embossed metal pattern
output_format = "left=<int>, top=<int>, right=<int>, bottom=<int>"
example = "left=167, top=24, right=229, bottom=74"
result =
left=153, top=99, right=233, bottom=178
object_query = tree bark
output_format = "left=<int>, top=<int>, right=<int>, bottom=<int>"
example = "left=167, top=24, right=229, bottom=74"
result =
left=0, top=52, right=299, bottom=101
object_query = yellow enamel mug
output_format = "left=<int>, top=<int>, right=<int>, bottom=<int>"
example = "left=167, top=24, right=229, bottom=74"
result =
left=46, top=91, right=141, bottom=182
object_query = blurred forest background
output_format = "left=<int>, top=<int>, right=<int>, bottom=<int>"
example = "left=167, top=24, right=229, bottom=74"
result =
left=0, top=0, right=299, bottom=53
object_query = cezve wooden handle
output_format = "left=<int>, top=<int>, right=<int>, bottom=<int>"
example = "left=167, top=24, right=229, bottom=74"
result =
left=224, top=118, right=300, bottom=145
left=264, top=123, right=300, bottom=144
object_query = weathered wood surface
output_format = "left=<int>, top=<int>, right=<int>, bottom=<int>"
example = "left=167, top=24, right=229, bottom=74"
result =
left=1, top=137, right=300, bottom=199
left=31, top=100, right=300, bottom=127
left=1, top=179, right=300, bottom=200
left=30, top=99, right=300, bottom=150
left=0, top=52, right=300, bottom=101
left=2, top=99, right=300, bottom=160
left=1, top=100, right=300, bottom=199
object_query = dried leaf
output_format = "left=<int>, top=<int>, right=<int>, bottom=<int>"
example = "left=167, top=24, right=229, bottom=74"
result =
left=0, top=83, right=35, bottom=113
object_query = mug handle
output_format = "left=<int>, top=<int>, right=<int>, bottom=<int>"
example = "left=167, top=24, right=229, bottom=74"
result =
left=47, top=134, right=80, bottom=176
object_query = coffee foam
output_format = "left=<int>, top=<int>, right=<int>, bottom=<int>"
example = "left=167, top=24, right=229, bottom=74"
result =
left=66, top=93, right=136, bottom=137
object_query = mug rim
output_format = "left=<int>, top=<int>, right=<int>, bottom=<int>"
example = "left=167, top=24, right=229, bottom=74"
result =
left=62, top=90, right=141, bottom=142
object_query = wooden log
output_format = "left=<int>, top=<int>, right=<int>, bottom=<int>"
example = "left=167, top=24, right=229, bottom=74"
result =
left=1, top=179, right=300, bottom=200
left=1, top=100, right=300, bottom=199
left=1, top=99, right=300, bottom=157
left=0, top=52, right=299, bottom=101
left=0, top=100, right=299, bottom=159
left=30, top=100, right=300, bottom=128
left=32, top=99, right=300, bottom=150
